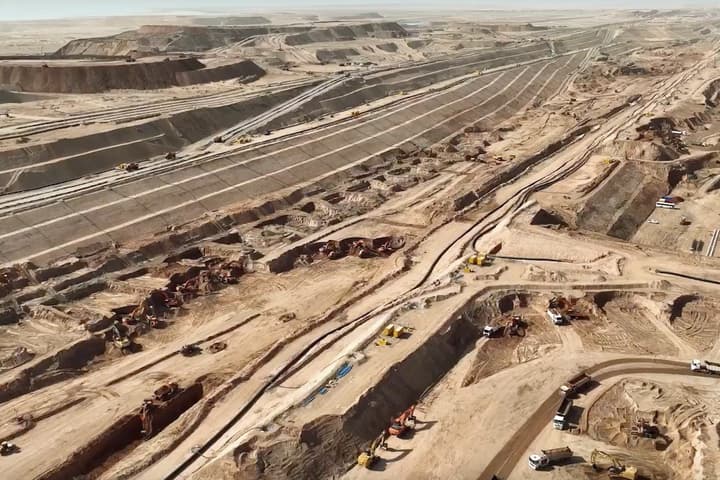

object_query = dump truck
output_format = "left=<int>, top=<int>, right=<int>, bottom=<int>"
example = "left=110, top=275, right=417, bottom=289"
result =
left=690, top=359, right=720, bottom=374
left=560, top=372, right=592, bottom=396
left=553, top=397, right=573, bottom=430
left=528, top=446, right=573, bottom=470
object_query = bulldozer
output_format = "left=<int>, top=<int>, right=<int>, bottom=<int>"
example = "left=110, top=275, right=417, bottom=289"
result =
left=590, top=449, right=638, bottom=480
left=388, top=404, right=417, bottom=437
left=357, top=430, right=389, bottom=469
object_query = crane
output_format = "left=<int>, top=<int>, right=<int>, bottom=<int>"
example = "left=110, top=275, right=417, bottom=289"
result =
left=357, top=430, right=389, bottom=468
left=388, top=404, right=417, bottom=436
left=590, top=449, right=638, bottom=480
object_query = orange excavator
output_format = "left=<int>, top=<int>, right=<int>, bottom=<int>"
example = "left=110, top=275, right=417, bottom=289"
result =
left=388, top=404, right=417, bottom=437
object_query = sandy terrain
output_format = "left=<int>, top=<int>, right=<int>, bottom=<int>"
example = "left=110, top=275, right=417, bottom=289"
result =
left=1, top=8, right=720, bottom=480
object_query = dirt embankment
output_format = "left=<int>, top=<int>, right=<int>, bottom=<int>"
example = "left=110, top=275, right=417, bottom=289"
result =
left=0, top=84, right=306, bottom=193
left=54, top=25, right=311, bottom=57
left=576, top=162, right=669, bottom=240
left=703, top=78, right=720, bottom=107
left=284, top=22, right=408, bottom=46
left=234, top=314, right=479, bottom=479
left=260, top=43, right=550, bottom=133
left=175, top=59, right=265, bottom=86
left=0, top=57, right=265, bottom=93
left=0, top=336, right=105, bottom=404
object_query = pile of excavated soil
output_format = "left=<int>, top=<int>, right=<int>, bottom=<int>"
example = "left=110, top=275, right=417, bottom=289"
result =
left=0, top=58, right=263, bottom=93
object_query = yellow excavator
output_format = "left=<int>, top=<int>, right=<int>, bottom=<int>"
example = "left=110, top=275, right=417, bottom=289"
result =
left=357, top=430, right=389, bottom=468
left=590, top=449, right=637, bottom=480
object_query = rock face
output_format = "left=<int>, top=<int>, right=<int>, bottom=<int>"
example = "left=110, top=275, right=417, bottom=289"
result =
left=0, top=58, right=265, bottom=93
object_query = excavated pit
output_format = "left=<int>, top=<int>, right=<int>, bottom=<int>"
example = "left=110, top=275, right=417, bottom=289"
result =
left=0, top=335, right=106, bottom=404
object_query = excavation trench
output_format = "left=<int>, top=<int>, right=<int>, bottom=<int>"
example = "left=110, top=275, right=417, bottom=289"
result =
left=37, top=382, right=203, bottom=480
left=235, top=311, right=481, bottom=479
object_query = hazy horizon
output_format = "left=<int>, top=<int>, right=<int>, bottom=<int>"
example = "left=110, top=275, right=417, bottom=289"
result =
left=0, top=0, right=718, bottom=22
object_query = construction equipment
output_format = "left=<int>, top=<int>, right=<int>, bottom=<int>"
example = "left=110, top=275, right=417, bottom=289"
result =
left=553, top=397, right=573, bottom=430
left=528, top=446, right=573, bottom=470
left=111, top=321, right=133, bottom=354
left=691, top=359, right=720, bottom=375
left=631, top=419, right=659, bottom=439
left=153, top=382, right=179, bottom=402
left=482, top=325, right=503, bottom=338
left=357, top=430, right=389, bottom=468
left=388, top=404, right=417, bottom=436
left=590, top=449, right=638, bottom=480
left=467, top=253, right=491, bottom=266
left=382, top=324, right=409, bottom=338
left=0, top=441, right=19, bottom=456
left=680, top=216, right=691, bottom=226
left=506, top=315, right=525, bottom=336
left=180, top=344, right=202, bottom=357
left=560, top=372, right=592, bottom=397
left=116, top=162, right=140, bottom=172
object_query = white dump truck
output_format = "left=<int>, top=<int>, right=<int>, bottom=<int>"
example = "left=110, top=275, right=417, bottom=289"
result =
left=528, top=446, right=573, bottom=470
left=560, top=372, right=592, bottom=396
left=553, top=397, right=573, bottom=430
left=690, top=359, right=720, bottom=375
left=483, top=325, right=503, bottom=338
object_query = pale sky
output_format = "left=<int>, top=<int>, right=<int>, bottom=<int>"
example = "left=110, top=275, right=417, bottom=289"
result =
left=0, top=0, right=716, bottom=21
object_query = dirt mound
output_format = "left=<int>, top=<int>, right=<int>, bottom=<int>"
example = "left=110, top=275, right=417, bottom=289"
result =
left=192, top=17, right=271, bottom=26
left=604, top=140, right=679, bottom=162
left=55, top=25, right=311, bottom=57
left=268, top=236, right=405, bottom=273
left=0, top=58, right=207, bottom=93
left=285, top=22, right=408, bottom=46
